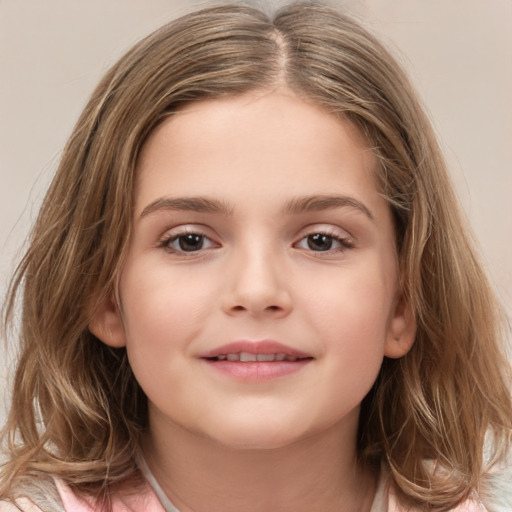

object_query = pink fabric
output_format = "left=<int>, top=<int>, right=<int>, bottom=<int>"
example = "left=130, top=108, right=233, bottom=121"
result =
left=387, top=483, right=487, bottom=512
left=55, top=479, right=165, bottom=512
left=54, top=476, right=488, bottom=512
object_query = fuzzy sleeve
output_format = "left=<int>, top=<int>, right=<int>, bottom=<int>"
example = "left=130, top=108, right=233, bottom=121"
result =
left=0, top=475, right=65, bottom=512
left=0, top=498, right=46, bottom=512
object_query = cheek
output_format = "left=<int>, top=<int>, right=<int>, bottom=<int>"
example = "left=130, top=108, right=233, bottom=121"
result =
left=118, top=262, right=217, bottom=379
left=298, top=263, right=394, bottom=391
left=118, top=267, right=219, bottom=422
left=302, top=265, right=394, bottom=344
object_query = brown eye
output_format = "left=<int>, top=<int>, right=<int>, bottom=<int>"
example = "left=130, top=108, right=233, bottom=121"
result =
left=177, top=234, right=205, bottom=251
left=307, top=234, right=335, bottom=251
left=165, top=233, right=216, bottom=253
left=294, top=231, right=352, bottom=253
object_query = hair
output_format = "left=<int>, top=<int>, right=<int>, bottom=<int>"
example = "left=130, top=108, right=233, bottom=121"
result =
left=1, top=1, right=511, bottom=510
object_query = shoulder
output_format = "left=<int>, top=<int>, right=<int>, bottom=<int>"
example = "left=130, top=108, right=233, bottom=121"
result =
left=478, top=459, right=512, bottom=512
left=386, top=492, right=488, bottom=512
left=0, top=502, right=21, bottom=512
left=0, top=497, right=48, bottom=512
left=450, top=500, right=489, bottom=512
left=379, top=458, right=512, bottom=512
left=383, top=474, right=492, bottom=512
left=2, top=475, right=165, bottom=512
left=57, top=478, right=166, bottom=512
left=0, top=475, right=64, bottom=512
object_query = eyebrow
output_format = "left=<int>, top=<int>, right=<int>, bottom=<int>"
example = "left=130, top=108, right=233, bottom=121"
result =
left=283, top=195, right=374, bottom=221
left=140, top=194, right=373, bottom=221
left=140, top=196, right=233, bottom=218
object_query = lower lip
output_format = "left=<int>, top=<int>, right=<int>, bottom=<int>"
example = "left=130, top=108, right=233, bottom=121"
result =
left=202, top=359, right=312, bottom=382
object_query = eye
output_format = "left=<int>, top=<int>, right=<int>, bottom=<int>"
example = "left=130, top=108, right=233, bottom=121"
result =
left=294, top=232, right=353, bottom=252
left=162, top=232, right=218, bottom=253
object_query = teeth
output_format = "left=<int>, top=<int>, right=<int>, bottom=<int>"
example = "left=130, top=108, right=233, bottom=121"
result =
left=256, top=354, right=276, bottom=362
left=216, top=352, right=301, bottom=362
left=240, top=352, right=257, bottom=362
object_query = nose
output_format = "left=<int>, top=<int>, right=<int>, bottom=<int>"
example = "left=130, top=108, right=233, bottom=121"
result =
left=221, top=245, right=292, bottom=319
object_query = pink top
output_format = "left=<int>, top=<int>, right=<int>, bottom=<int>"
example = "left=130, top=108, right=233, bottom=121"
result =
left=53, top=473, right=487, bottom=512
left=55, top=478, right=167, bottom=511
left=385, top=484, right=486, bottom=512
left=0, top=470, right=487, bottom=511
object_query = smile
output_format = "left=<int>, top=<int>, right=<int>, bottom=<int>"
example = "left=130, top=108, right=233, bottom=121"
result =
left=200, top=341, right=313, bottom=381
left=209, top=352, right=306, bottom=362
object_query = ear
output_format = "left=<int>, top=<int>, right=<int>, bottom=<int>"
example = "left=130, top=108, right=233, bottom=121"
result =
left=89, top=293, right=127, bottom=348
left=384, top=292, right=416, bottom=359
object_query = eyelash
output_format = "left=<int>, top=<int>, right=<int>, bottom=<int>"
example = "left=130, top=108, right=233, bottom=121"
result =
left=294, top=231, right=354, bottom=253
left=158, top=229, right=217, bottom=254
left=158, top=228, right=354, bottom=255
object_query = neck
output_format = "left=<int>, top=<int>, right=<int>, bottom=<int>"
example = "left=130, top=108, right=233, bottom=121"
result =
left=142, top=412, right=377, bottom=512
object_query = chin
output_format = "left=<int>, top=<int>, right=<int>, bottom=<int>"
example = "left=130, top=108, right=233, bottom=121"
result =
left=214, top=432, right=305, bottom=451
left=203, top=417, right=314, bottom=451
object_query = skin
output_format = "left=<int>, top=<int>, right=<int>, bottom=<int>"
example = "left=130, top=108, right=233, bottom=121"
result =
left=90, top=89, right=415, bottom=512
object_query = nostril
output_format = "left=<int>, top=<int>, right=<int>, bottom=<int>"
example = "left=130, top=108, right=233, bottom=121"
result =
left=229, top=304, right=282, bottom=314
left=223, top=289, right=292, bottom=317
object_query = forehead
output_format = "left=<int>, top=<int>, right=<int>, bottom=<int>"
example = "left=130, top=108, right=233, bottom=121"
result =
left=134, top=89, right=382, bottom=215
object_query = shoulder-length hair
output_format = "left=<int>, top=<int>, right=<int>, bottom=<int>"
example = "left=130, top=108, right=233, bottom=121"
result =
left=2, top=2, right=511, bottom=510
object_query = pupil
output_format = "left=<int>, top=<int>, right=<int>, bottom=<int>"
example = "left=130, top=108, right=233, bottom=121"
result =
left=308, top=234, right=333, bottom=251
left=179, top=234, right=203, bottom=251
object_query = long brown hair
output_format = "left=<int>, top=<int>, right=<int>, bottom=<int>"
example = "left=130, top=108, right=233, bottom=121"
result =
left=2, top=2, right=511, bottom=510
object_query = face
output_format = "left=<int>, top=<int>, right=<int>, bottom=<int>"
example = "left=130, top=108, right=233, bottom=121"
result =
left=91, top=89, right=414, bottom=450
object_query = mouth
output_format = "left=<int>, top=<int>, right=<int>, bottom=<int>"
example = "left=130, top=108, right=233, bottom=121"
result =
left=205, top=352, right=309, bottom=362
left=200, top=340, right=313, bottom=381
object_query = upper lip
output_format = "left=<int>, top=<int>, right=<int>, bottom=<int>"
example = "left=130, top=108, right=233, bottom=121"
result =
left=200, top=340, right=312, bottom=359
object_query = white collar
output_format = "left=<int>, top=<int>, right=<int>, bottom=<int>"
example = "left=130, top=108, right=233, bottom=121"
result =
left=138, top=456, right=181, bottom=512
left=138, top=456, right=388, bottom=512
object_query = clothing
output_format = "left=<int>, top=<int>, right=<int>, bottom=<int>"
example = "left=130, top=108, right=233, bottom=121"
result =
left=0, top=463, right=491, bottom=512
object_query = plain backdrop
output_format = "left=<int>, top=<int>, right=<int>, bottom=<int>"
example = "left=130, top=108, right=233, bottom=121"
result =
left=1, top=0, right=511, bottom=427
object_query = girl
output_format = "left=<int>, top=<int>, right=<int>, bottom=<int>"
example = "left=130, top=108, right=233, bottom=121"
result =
left=1, top=2, right=511, bottom=511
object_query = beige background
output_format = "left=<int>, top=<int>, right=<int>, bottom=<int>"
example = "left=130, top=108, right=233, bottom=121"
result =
left=1, top=1, right=511, bottom=426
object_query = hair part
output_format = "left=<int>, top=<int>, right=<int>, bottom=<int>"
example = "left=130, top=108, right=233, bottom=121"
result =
left=2, top=2, right=511, bottom=510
